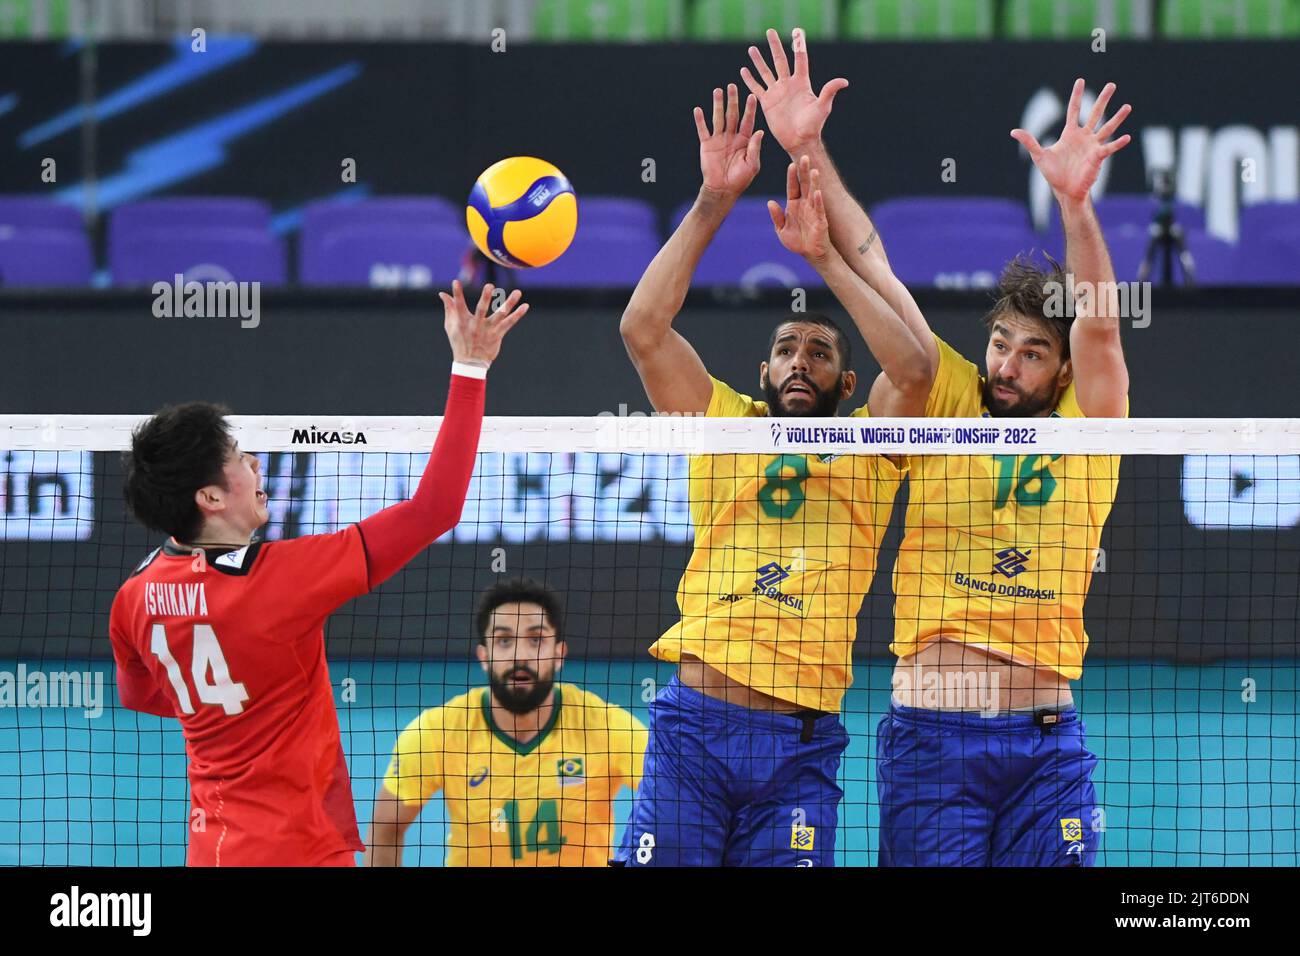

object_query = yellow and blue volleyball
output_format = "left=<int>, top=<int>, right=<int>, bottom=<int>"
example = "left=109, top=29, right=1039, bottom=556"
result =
left=466, top=157, right=577, bottom=268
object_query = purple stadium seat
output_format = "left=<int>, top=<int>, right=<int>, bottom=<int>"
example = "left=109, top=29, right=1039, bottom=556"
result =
left=300, top=223, right=468, bottom=287
left=0, top=195, right=83, bottom=233
left=690, top=236, right=823, bottom=287
left=312, top=196, right=458, bottom=224
left=1095, top=194, right=1206, bottom=231
left=1239, top=201, right=1300, bottom=241
left=0, top=229, right=93, bottom=287
left=522, top=225, right=660, bottom=287
left=1046, top=193, right=1205, bottom=239
left=300, top=198, right=463, bottom=286
left=1236, top=225, right=1300, bottom=285
left=111, top=227, right=286, bottom=286
left=1180, top=232, right=1238, bottom=285
left=109, top=198, right=272, bottom=256
left=1112, top=229, right=1238, bottom=284
left=577, top=197, right=658, bottom=232
left=301, top=197, right=458, bottom=236
left=871, top=197, right=1031, bottom=233
left=670, top=198, right=821, bottom=287
left=886, top=224, right=1042, bottom=288
left=1042, top=226, right=1236, bottom=285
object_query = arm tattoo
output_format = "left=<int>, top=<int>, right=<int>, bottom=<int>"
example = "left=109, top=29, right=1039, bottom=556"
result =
left=857, top=229, right=878, bottom=256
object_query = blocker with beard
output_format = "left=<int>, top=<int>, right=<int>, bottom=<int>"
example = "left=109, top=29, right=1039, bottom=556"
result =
left=364, top=579, right=647, bottom=867
left=611, top=70, right=932, bottom=867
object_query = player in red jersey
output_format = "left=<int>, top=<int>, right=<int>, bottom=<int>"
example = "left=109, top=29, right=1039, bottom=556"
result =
left=108, top=281, right=527, bottom=867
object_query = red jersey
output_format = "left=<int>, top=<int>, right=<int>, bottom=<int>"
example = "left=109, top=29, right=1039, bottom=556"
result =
left=109, top=527, right=370, bottom=866
left=108, top=369, right=487, bottom=866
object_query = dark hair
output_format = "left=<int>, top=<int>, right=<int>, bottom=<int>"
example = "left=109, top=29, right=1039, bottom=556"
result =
left=474, top=578, right=565, bottom=645
left=981, top=253, right=1072, bottom=360
left=122, top=401, right=233, bottom=542
left=766, top=312, right=852, bottom=371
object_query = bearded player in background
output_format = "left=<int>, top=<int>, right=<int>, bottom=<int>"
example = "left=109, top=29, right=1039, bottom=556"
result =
left=109, top=281, right=527, bottom=866
left=366, top=578, right=647, bottom=867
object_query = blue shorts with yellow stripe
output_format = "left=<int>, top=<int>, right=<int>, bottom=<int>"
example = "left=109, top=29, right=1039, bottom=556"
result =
left=612, top=676, right=848, bottom=867
left=877, top=704, right=1100, bottom=867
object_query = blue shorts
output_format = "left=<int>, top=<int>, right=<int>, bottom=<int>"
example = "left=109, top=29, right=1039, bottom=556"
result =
left=612, top=675, right=849, bottom=867
left=877, top=704, right=1100, bottom=867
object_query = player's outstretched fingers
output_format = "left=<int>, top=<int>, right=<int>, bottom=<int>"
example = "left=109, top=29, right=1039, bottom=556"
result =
left=767, top=199, right=786, bottom=232
left=711, top=87, right=724, bottom=137
left=786, top=160, right=800, bottom=201
left=474, top=283, right=497, bottom=319
left=747, top=44, right=776, bottom=87
left=791, top=27, right=809, bottom=77
left=1102, top=134, right=1132, bottom=157
left=492, top=289, right=523, bottom=320
left=1010, top=128, right=1044, bottom=160
left=1086, top=82, right=1116, bottom=132
left=818, top=77, right=849, bottom=112
left=1065, top=77, right=1085, bottom=126
left=739, top=65, right=764, bottom=98
left=693, top=105, right=710, bottom=143
left=495, top=301, right=529, bottom=337
left=1096, top=103, right=1132, bottom=141
left=451, top=278, right=470, bottom=313
left=745, top=128, right=764, bottom=169
left=797, top=154, right=813, bottom=194
left=766, top=28, right=790, bottom=78
left=739, top=91, right=758, bottom=138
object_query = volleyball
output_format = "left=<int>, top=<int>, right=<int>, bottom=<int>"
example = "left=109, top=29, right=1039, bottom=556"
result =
left=466, top=156, right=577, bottom=268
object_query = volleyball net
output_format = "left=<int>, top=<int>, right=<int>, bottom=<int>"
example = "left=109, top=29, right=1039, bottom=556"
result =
left=0, top=414, right=1296, bottom=865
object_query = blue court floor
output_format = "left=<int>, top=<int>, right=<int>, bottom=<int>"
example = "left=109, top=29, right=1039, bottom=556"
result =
left=1, top=659, right=1295, bottom=866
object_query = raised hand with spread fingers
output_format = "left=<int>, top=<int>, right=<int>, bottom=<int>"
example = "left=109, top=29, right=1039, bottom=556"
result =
left=1010, top=79, right=1132, bottom=204
left=696, top=82, right=764, bottom=202
left=1012, top=79, right=1132, bottom=418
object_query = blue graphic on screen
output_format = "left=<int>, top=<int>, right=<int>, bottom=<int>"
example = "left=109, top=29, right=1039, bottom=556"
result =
left=20, top=36, right=258, bottom=148
left=55, top=61, right=362, bottom=209
left=255, top=452, right=695, bottom=544
left=1182, top=455, right=1300, bottom=529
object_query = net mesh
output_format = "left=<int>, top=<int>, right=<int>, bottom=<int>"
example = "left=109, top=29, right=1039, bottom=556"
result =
left=1, top=415, right=1297, bottom=866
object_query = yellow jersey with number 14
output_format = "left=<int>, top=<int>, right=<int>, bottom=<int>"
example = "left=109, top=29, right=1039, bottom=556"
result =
left=890, top=335, right=1125, bottom=678
left=650, top=377, right=904, bottom=712
left=383, top=684, right=647, bottom=867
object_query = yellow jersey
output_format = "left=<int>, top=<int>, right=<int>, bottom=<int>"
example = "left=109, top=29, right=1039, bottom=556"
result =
left=650, top=376, right=904, bottom=712
left=383, top=683, right=647, bottom=867
left=890, top=334, right=1125, bottom=678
